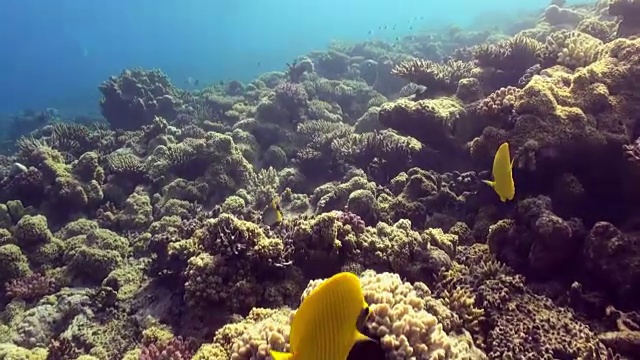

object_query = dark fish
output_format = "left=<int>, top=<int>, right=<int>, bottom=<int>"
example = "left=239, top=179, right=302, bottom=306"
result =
left=194, top=79, right=199, bottom=86
left=368, top=30, right=372, bottom=34
left=409, top=26, right=413, bottom=30
left=414, top=85, right=428, bottom=95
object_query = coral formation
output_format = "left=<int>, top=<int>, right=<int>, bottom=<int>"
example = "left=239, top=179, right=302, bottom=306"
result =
left=1, top=3, right=638, bottom=359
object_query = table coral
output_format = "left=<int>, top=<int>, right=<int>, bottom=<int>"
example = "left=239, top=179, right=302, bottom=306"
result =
left=391, top=59, right=475, bottom=97
left=379, top=97, right=466, bottom=152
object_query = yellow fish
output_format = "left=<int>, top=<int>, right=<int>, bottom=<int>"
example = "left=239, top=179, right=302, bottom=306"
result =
left=270, top=272, right=373, bottom=360
left=482, top=142, right=515, bottom=202
left=262, top=198, right=283, bottom=226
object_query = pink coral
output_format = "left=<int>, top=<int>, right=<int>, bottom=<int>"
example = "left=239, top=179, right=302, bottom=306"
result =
left=337, top=210, right=366, bottom=234
left=139, top=336, right=197, bottom=360
left=5, top=273, right=56, bottom=301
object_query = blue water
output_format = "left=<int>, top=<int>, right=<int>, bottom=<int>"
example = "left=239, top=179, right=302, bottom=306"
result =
left=0, top=0, right=591, bottom=115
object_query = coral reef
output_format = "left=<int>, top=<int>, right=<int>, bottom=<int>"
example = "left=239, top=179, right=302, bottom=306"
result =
left=1, top=3, right=638, bottom=359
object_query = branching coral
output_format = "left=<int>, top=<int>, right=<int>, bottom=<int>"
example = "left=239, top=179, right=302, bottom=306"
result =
left=140, top=336, right=198, bottom=360
left=487, top=196, right=584, bottom=277
left=583, top=221, right=640, bottom=304
left=391, top=59, right=475, bottom=96
left=476, top=86, right=522, bottom=126
left=472, top=34, right=542, bottom=72
left=183, top=214, right=299, bottom=311
left=330, top=130, right=424, bottom=183
left=539, top=30, right=605, bottom=69
left=5, top=273, right=56, bottom=301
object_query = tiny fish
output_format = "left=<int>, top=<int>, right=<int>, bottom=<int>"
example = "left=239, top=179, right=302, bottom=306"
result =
left=482, top=142, right=515, bottom=202
left=270, top=272, right=373, bottom=360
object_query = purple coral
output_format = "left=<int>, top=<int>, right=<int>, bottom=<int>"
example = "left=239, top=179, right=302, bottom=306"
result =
left=337, top=210, right=366, bottom=234
left=274, top=82, right=309, bottom=110
left=140, top=336, right=197, bottom=360
left=5, top=273, right=57, bottom=301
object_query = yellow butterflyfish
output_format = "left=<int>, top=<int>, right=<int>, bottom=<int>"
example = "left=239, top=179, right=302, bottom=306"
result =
left=270, top=272, right=373, bottom=360
left=262, top=198, right=283, bottom=226
left=482, top=142, right=515, bottom=202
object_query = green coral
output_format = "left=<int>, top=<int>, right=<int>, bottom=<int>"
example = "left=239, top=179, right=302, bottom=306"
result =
left=220, top=195, right=246, bottom=215
left=13, top=215, right=53, bottom=247
left=311, top=174, right=376, bottom=213
left=0, top=244, right=31, bottom=283
left=183, top=214, right=297, bottom=311
left=101, top=261, right=145, bottom=301
left=55, top=219, right=99, bottom=240
left=0, top=344, right=46, bottom=360
left=65, top=228, right=130, bottom=283
left=115, top=186, right=153, bottom=231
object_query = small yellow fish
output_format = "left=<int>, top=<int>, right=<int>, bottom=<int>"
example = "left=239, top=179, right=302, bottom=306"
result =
left=262, top=198, right=283, bottom=226
left=270, top=272, right=372, bottom=360
left=482, top=142, right=515, bottom=202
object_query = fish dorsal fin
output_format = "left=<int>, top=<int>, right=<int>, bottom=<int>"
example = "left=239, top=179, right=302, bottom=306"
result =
left=270, top=350, right=294, bottom=360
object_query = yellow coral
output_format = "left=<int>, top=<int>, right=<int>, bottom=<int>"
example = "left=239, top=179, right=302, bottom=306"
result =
left=541, top=30, right=604, bottom=69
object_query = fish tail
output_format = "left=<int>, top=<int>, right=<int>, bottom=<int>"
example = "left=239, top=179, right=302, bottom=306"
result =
left=481, top=180, right=495, bottom=188
left=270, top=350, right=293, bottom=360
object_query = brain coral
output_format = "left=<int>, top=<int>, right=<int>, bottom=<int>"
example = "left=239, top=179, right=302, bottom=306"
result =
left=214, top=270, right=484, bottom=360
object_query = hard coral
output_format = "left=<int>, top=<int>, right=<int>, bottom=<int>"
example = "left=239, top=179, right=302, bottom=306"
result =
left=379, top=97, right=466, bottom=153
left=609, top=0, right=640, bottom=37
left=391, top=59, right=475, bottom=96
left=440, top=244, right=610, bottom=359
left=140, top=336, right=197, bottom=360
left=99, top=68, right=183, bottom=130
left=539, top=30, right=604, bottom=69
left=487, top=196, right=585, bottom=277
left=184, top=214, right=298, bottom=311
left=583, top=221, right=640, bottom=305
left=5, top=273, right=56, bottom=301
left=216, top=271, right=483, bottom=360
